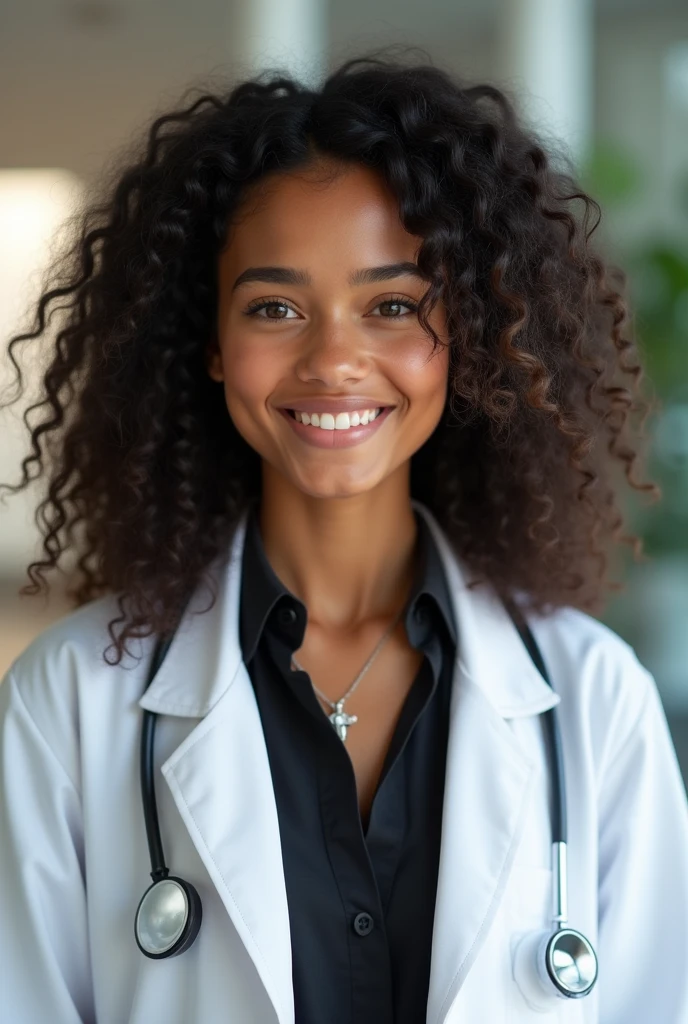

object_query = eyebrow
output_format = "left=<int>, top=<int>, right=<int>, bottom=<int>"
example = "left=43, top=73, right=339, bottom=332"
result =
left=231, top=261, right=428, bottom=292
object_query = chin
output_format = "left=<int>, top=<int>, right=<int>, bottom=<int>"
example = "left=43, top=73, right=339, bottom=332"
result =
left=290, top=466, right=384, bottom=501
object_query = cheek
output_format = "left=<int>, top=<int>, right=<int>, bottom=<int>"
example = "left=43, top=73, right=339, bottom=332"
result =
left=221, top=337, right=281, bottom=414
left=216, top=339, right=287, bottom=459
left=392, top=338, right=449, bottom=414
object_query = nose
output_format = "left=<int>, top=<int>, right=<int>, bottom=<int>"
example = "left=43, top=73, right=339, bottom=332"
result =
left=294, top=319, right=372, bottom=388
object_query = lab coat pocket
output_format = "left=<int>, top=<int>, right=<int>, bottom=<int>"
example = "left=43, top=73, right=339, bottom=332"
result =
left=506, top=866, right=586, bottom=1023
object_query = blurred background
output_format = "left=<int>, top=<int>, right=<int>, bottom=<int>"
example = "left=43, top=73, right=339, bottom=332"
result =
left=1, top=0, right=687, bottom=784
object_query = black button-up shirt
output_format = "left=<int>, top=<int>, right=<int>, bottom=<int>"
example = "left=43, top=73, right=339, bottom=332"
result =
left=239, top=509, right=457, bottom=1024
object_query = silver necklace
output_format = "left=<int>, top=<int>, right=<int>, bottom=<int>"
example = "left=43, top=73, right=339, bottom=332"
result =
left=290, top=604, right=405, bottom=742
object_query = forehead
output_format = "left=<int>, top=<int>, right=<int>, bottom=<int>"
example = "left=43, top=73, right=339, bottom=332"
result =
left=219, top=159, right=423, bottom=276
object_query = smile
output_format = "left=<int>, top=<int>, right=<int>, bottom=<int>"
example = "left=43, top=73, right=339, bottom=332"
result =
left=290, top=408, right=382, bottom=431
left=279, top=406, right=393, bottom=449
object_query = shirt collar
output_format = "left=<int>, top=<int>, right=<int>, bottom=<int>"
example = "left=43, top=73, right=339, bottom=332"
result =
left=239, top=507, right=303, bottom=664
left=404, top=508, right=457, bottom=650
left=239, top=505, right=457, bottom=665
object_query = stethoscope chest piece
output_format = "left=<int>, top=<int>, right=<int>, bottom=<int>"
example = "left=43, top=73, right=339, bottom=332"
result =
left=545, top=927, right=598, bottom=996
left=513, top=925, right=598, bottom=1011
left=135, top=876, right=202, bottom=959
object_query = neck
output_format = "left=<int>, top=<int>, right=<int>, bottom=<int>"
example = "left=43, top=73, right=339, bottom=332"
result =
left=258, top=463, right=418, bottom=630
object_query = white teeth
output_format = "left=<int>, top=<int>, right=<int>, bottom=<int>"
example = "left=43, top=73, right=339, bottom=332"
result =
left=292, top=408, right=382, bottom=430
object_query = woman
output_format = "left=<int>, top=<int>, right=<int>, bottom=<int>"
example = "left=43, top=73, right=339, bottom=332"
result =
left=1, top=52, right=686, bottom=1024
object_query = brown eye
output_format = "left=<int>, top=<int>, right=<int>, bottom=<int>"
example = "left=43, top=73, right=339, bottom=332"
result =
left=243, top=298, right=299, bottom=320
left=262, top=303, right=290, bottom=319
left=372, top=297, right=418, bottom=318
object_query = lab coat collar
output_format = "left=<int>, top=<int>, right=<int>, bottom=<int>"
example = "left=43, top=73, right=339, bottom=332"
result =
left=415, top=501, right=561, bottom=719
left=137, top=516, right=247, bottom=719
left=138, top=501, right=560, bottom=721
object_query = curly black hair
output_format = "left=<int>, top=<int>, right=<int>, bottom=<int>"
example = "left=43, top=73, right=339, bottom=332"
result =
left=1, top=48, right=657, bottom=665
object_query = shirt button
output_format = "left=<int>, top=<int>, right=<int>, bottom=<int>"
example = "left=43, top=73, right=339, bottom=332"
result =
left=277, top=606, right=298, bottom=627
left=352, top=912, right=375, bottom=937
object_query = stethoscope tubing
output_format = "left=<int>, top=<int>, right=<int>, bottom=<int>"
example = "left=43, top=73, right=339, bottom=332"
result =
left=140, top=632, right=175, bottom=884
left=135, top=596, right=597, bottom=1000
left=506, top=603, right=567, bottom=846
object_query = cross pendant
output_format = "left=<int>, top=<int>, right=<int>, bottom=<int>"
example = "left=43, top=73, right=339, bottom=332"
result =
left=329, top=700, right=358, bottom=742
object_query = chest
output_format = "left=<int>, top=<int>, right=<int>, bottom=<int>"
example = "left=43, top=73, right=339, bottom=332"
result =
left=297, top=635, right=425, bottom=823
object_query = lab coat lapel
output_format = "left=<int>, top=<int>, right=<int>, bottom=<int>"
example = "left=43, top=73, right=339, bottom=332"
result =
left=416, top=505, right=561, bottom=1024
left=425, top=661, right=539, bottom=1024
left=161, top=662, right=293, bottom=1024
left=138, top=515, right=294, bottom=1024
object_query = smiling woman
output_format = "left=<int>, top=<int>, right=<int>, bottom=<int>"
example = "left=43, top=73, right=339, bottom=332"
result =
left=0, top=52, right=654, bottom=653
left=1, top=47, right=687, bottom=1024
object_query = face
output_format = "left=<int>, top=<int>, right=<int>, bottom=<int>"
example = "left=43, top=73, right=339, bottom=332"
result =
left=208, top=158, right=449, bottom=500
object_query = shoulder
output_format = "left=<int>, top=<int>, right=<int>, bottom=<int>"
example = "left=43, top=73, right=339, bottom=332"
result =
left=528, top=601, right=647, bottom=671
left=527, top=602, right=657, bottom=773
left=423, top=501, right=654, bottom=732
left=6, top=592, right=145, bottom=690
left=1, top=594, right=147, bottom=788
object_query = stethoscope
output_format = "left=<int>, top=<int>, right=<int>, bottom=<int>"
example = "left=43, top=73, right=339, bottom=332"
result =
left=134, top=601, right=599, bottom=1007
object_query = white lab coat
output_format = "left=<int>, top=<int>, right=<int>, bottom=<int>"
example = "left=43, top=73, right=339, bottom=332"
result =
left=1, top=503, right=687, bottom=1024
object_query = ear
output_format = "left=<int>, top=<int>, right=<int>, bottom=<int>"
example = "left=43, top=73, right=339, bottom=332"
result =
left=205, top=341, right=224, bottom=382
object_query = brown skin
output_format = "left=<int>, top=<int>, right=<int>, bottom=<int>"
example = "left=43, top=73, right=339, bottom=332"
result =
left=207, top=159, right=449, bottom=822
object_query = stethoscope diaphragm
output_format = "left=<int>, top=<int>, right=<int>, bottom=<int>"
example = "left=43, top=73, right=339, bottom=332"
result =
left=135, top=876, right=202, bottom=959
left=513, top=924, right=598, bottom=1010
left=545, top=927, right=598, bottom=995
